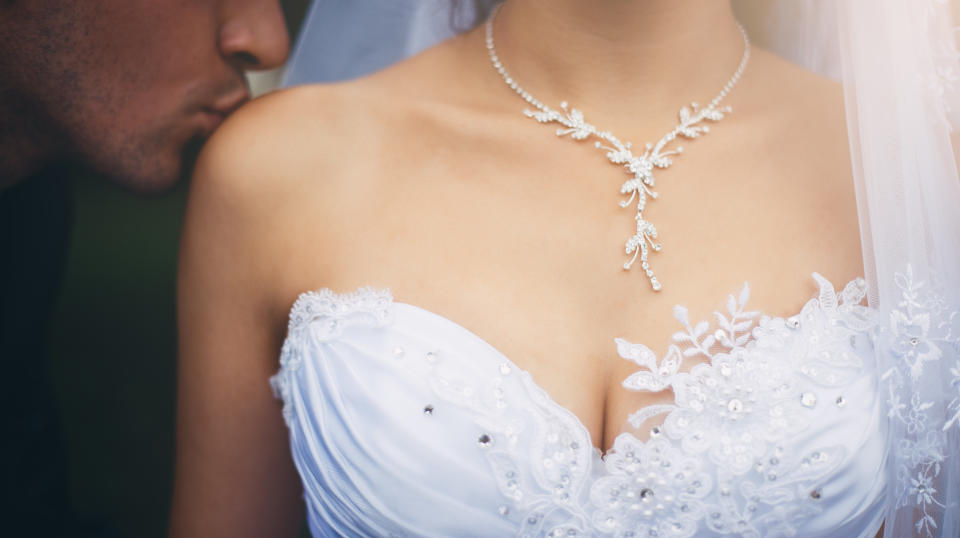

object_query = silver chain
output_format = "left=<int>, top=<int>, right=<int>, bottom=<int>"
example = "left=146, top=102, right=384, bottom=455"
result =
left=485, top=5, right=751, bottom=292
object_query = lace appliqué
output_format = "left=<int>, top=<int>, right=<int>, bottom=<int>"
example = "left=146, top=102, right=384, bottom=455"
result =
left=879, top=265, right=960, bottom=536
left=430, top=274, right=872, bottom=537
left=270, top=288, right=393, bottom=425
left=592, top=274, right=866, bottom=538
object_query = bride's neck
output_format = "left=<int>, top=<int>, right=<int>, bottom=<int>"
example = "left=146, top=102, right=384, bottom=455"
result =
left=490, top=0, right=745, bottom=119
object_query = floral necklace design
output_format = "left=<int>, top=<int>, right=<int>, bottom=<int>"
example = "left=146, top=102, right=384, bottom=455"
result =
left=485, top=6, right=751, bottom=291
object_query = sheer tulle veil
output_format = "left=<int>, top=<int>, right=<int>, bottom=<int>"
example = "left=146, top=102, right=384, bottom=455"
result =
left=283, top=1, right=960, bottom=535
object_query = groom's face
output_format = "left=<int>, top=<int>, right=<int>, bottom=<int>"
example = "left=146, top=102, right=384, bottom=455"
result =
left=4, top=0, right=289, bottom=193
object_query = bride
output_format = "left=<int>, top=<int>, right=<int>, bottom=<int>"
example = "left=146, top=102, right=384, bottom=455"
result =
left=169, top=1, right=960, bottom=537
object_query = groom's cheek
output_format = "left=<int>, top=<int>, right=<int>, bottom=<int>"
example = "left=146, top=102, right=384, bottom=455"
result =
left=4, top=0, right=288, bottom=193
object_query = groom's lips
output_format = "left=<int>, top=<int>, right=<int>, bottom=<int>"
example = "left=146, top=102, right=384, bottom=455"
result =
left=199, top=91, right=250, bottom=137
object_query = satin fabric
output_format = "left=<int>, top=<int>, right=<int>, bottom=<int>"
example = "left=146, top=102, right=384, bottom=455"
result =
left=272, top=279, right=887, bottom=538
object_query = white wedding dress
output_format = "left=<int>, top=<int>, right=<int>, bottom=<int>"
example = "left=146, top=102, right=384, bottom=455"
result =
left=270, top=275, right=891, bottom=537
left=273, top=1, right=960, bottom=536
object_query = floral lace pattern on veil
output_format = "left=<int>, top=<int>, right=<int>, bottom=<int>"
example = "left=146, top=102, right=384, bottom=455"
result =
left=880, top=266, right=960, bottom=536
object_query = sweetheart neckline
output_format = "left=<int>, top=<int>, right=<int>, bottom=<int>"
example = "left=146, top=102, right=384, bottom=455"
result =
left=393, top=300, right=614, bottom=456
left=281, top=272, right=869, bottom=458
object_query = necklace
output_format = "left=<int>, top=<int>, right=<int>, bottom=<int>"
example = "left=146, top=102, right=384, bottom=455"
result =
left=485, top=6, right=751, bottom=292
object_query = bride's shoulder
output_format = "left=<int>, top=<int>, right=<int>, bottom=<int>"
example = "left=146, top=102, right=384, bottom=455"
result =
left=737, top=47, right=846, bottom=133
left=192, top=35, right=488, bottom=195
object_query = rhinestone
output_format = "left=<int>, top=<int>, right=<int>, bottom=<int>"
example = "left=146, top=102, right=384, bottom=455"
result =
left=639, top=488, right=654, bottom=499
left=769, top=457, right=779, bottom=465
left=650, top=426, right=661, bottom=437
left=810, top=488, right=822, bottom=499
left=800, top=392, right=817, bottom=408
left=714, top=329, right=727, bottom=341
left=498, top=505, right=510, bottom=516
left=727, top=399, right=743, bottom=413
left=910, top=337, right=920, bottom=346
left=711, top=512, right=721, bottom=519
left=720, top=487, right=731, bottom=497
left=786, top=316, right=800, bottom=328
left=836, top=396, right=847, bottom=407
left=478, top=434, right=492, bottom=447
left=393, top=346, right=405, bottom=359
left=767, top=473, right=777, bottom=481
left=423, top=404, right=434, bottom=416
left=425, top=351, right=438, bottom=363
left=498, top=362, right=512, bottom=375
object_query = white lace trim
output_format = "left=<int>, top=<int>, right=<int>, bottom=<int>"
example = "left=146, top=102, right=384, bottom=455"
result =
left=269, top=287, right=393, bottom=425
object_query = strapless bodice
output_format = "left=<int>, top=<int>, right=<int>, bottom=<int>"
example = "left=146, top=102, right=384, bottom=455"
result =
left=270, top=274, right=886, bottom=537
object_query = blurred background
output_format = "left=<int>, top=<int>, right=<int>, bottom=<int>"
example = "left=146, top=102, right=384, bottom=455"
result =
left=45, top=2, right=309, bottom=537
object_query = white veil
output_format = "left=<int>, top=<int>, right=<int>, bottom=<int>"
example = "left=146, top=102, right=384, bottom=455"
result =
left=284, top=1, right=960, bottom=536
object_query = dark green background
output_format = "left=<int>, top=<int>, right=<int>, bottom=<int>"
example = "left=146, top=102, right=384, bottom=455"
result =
left=48, top=2, right=310, bottom=536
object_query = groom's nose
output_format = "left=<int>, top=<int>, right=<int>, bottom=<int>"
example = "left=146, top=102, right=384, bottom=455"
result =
left=219, top=0, right=290, bottom=71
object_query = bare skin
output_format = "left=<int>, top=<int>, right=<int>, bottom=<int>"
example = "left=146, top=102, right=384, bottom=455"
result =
left=171, top=1, right=864, bottom=535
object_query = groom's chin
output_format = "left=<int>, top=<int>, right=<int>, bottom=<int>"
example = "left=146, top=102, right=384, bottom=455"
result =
left=176, top=135, right=208, bottom=189
left=93, top=134, right=207, bottom=195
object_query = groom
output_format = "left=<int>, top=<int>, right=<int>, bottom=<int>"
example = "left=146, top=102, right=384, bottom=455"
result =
left=0, top=0, right=289, bottom=535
